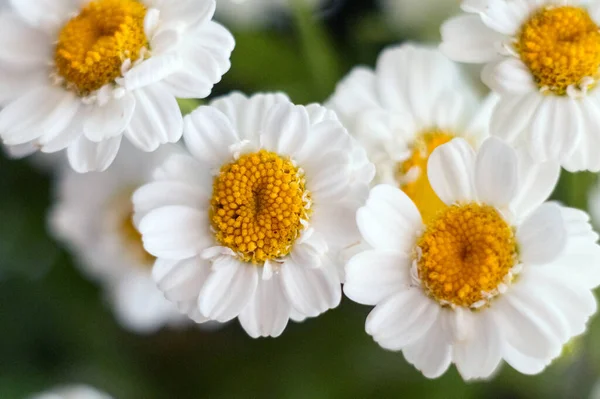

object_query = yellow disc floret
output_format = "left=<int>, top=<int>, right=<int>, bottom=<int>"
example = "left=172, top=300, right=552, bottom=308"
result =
left=416, top=203, right=517, bottom=308
left=211, top=150, right=311, bottom=264
left=397, top=130, right=453, bottom=223
left=518, top=6, right=600, bottom=95
left=55, top=0, right=148, bottom=95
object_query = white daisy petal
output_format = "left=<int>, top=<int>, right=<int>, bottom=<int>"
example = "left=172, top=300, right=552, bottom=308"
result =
left=238, top=275, right=292, bottom=338
left=9, top=0, right=74, bottom=29
left=0, top=13, right=51, bottom=67
left=440, top=14, right=505, bottom=63
left=485, top=58, right=537, bottom=94
left=198, top=258, right=258, bottom=323
left=427, top=138, right=476, bottom=205
left=366, top=289, right=439, bottom=351
left=563, top=97, right=600, bottom=172
left=83, top=93, right=136, bottom=142
left=402, top=313, right=452, bottom=379
left=356, top=185, right=422, bottom=253
left=494, top=292, right=562, bottom=359
left=280, top=260, right=341, bottom=318
left=153, top=257, right=211, bottom=303
left=490, top=92, right=542, bottom=144
left=183, top=106, right=239, bottom=166
left=528, top=96, right=582, bottom=163
left=517, top=202, right=567, bottom=265
left=126, top=84, right=183, bottom=151
left=344, top=250, right=411, bottom=306
left=510, top=148, right=560, bottom=218
left=124, top=53, right=183, bottom=91
left=474, top=137, right=518, bottom=207
left=139, top=206, right=210, bottom=260
left=326, top=67, right=380, bottom=122
left=67, top=135, right=122, bottom=173
left=133, top=181, right=210, bottom=224
left=502, top=344, right=551, bottom=376
left=453, top=311, right=502, bottom=380
left=260, top=102, right=310, bottom=156
left=0, top=85, right=79, bottom=146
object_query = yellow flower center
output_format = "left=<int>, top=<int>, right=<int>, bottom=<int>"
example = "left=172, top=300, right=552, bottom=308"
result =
left=397, top=130, right=452, bottom=223
left=120, top=210, right=155, bottom=267
left=210, top=150, right=311, bottom=264
left=54, top=0, right=148, bottom=95
left=416, top=203, right=517, bottom=308
left=518, top=6, right=600, bottom=95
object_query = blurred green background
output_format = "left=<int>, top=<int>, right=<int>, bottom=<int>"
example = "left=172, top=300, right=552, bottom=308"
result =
left=2, top=0, right=600, bottom=398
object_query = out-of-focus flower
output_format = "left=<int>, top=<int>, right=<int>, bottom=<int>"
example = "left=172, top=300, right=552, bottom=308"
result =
left=215, top=0, right=321, bottom=29
left=345, top=137, right=600, bottom=380
left=50, top=143, right=189, bottom=334
left=379, top=0, right=460, bottom=40
left=29, top=385, right=112, bottom=399
left=133, top=92, right=375, bottom=338
left=328, top=44, right=495, bottom=222
left=441, top=0, right=600, bottom=172
left=0, top=0, right=234, bottom=172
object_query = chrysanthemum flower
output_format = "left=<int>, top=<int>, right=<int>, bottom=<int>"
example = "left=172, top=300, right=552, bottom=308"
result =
left=0, top=0, right=234, bottom=172
left=441, top=0, right=600, bottom=171
left=133, top=92, right=375, bottom=337
left=29, top=385, right=112, bottom=399
left=328, top=44, right=496, bottom=223
left=344, top=137, right=600, bottom=380
left=50, top=143, right=189, bottom=333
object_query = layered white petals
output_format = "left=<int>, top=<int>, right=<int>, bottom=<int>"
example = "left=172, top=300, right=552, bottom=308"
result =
left=0, top=0, right=234, bottom=171
left=346, top=137, right=600, bottom=379
left=428, top=138, right=476, bottom=205
left=356, top=185, right=422, bottom=253
left=134, top=92, right=373, bottom=336
left=441, top=1, right=600, bottom=170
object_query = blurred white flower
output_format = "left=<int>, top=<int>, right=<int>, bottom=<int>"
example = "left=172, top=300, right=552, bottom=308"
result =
left=50, top=143, right=189, bottom=334
left=441, top=0, right=600, bottom=172
left=328, top=44, right=495, bottom=222
left=215, top=0, right=321, bottom=29
left=345, top=137, right=600, bottom=380
left=0, top=0, right=234, bottom=172
left=29, top=385, right=112, bottom=399
left=133, top=92, right=374, bottom=338
left=379, top=0, right=459, bottom=40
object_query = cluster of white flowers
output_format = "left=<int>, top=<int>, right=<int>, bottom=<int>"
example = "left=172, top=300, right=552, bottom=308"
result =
left=2, top=0, right=600, bottom=389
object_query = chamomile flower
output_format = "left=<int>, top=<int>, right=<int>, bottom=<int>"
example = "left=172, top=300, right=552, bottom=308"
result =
left=29, top=385, right=112, bottom=399
left=50, top=143, right=188, bottom=333
left=328, top=44, right=496, bottom=223
left=441, top=0, right=600, bottom=171
left=345, top=137, right=600, bottom=380
left=133, top=92, right=375, bottom=338
left=0, top=0, right=234, bottom=172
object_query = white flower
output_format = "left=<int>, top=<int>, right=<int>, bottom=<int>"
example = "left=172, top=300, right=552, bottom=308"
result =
left=328, top=44, right=496, bottom=223
left=133, top=92, right=375, bottom=338
left=215, top=0, right=321, bottom=29
left=29, top=385, right=112, bottom=399
left=0, top=0, right=234, bottom=172
left=378, top=0, right=460, bottom=40
left=441, top=0, right=600, bottom=172
left=345, top=137, right=600, bottom=380
left=50, top=142, right=189, bottom=333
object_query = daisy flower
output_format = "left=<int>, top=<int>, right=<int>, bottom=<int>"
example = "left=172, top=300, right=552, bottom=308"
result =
left=50, top=143, right=188, bottom=333
left=441, top=0, right=600, bottom=171
left=133, top=92, right=375, bottom=337
left=328, top=44, right=496, bottom=223
left=29, top=385, right=112, bottom=399
left=0, top=0, right=234, bottom=172
left=344, top=137, right=600, bottom=380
